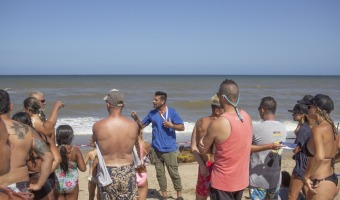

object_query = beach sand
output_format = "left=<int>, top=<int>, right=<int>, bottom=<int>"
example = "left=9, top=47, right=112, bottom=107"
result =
left=77, top=150, right=340, bottom=200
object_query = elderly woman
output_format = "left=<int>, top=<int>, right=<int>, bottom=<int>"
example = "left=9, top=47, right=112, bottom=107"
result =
left=302, top=94, right=339, bottom=200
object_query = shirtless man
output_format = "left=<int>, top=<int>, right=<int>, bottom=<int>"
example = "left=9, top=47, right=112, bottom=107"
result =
left=0, top=118, right=10, bottom=175
left=191, top=94, right=223, bottom=200
left=92, top=89, right=138, bottom=200
left=0, top=90, right=54, bottom=194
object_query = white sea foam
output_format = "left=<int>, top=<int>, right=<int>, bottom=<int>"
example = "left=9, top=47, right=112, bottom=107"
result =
left=57, top=117, right=196, bottom=135
left=57, top=117, right=314, bottom=139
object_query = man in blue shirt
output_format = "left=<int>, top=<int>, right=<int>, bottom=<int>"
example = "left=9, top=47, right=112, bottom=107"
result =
left=131, top=91, right=185, bottom=200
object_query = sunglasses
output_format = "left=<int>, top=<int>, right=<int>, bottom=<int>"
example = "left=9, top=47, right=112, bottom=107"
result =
left=308, top=105, right=314, bottom=109
left=40, top=99, right=46, bottom=104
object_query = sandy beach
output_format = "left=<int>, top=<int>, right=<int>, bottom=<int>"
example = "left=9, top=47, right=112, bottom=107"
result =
left=76, top=150, right=340, bottom=200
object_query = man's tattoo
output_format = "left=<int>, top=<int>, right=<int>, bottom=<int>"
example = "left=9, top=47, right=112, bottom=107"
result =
left=9, top=122, right=29, bottom=139
left=32, top=130, right=51, bottom=158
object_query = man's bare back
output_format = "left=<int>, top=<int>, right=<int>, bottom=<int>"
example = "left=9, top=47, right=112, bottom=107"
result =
left=93, top=115, right=138, bottom=167
left=0, top=117, right=53, bottom=190
left=93, top=89, right=138, bottom=167
left=0, top=118, right=10, bottom=176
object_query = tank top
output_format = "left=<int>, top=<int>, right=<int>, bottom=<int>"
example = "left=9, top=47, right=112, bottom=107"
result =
left=211, top=110, right=253, bottom=192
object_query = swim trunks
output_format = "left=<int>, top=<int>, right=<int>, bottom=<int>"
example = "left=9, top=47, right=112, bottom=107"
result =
left=100, top=164, right=137, bottom=200
left=249, top=187, right=280, bottom=200
left=196, top=161, right=214, bottom=197
left=5, top=181, right=34, bottom=199
left=7, top=181, right=30, bottom=193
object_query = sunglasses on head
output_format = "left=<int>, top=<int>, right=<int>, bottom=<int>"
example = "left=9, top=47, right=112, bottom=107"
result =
left=40, top=99, right=46, bottom=104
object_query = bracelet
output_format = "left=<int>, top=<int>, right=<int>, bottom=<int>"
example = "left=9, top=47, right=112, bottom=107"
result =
left=268, top=143, right=273, bottom=150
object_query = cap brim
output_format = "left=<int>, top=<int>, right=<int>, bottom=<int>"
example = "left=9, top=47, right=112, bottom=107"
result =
left=287, top=110, right=295, bottom=113
left=103, top=96, right=108, bottom=101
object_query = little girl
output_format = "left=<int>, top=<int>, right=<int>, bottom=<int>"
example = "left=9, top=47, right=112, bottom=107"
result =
left=55, top=125, right=86, bottom=200
left=135, top=128, right=151, bottom=200
left=84, top=138, right=99, bottom=200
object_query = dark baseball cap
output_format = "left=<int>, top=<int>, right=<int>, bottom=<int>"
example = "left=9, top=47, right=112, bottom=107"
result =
left=288, top=103, right=308, bottom=114
left=304, top=94, right=334, bottom=114
left=297, top=95, right=313, bottom=104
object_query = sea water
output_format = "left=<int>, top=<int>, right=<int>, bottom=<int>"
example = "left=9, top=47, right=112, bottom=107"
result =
left=1, top=75, right=339, bottom=147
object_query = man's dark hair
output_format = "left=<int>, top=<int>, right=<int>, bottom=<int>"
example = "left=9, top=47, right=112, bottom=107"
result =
left=219, top=79, right=239, bottom=102
left=155, top=91, right=167, bottom=103
left=0, top=90, right=11, bottom=115
left=260, top=96, right=277, bottom=114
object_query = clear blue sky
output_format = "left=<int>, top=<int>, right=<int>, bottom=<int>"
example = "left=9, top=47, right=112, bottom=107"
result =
left=1, top=1, right=340, bottom=75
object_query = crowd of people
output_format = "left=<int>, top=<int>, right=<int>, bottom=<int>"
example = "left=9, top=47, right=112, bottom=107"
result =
left=0, top=77, right=339, bottom=200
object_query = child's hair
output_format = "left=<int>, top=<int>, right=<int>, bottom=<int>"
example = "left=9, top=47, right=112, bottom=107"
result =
left=281, top=170, right=291, bottom=187
left=56, top=125, right=74, bottom=173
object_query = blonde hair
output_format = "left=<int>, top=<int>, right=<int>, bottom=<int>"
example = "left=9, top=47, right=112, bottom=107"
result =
left=317, top=108, right=337, bottom=138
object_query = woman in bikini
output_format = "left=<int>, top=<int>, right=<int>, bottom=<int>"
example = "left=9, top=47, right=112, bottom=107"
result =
left=13, top=111, right=61, bottom=200
left=302, top=94, right=339, bottom=200
left=55, top=125, right=86, bottom=200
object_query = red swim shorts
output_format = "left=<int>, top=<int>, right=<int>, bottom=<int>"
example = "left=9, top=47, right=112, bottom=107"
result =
left=195, top=161, right=214, bottom=197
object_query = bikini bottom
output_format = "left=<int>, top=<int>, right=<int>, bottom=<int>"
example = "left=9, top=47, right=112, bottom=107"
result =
left=311, top=173, right=338, bottom=187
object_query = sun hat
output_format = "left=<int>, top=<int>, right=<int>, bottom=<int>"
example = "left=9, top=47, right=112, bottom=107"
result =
left=288, top=103, right=308, bottom=114
left=103, top=89, right=125, bottom=107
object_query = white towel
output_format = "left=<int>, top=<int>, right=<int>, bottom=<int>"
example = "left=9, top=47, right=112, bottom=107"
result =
left=133, top=145, right=142, bottom=167
left=95, top=142, right=113, bottom=187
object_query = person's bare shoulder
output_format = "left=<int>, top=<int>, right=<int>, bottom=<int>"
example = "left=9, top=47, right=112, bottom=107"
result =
left=208, top=117, right=231, bottom=142
left=196, top=116, right=215, bottom=138
left=7, top=120, right=32, bottom=140
left=30, top=127, right=51, bottom=157
left=92, top=117, right=108, bottom=133
left=0, top=119, right=8, bottom=142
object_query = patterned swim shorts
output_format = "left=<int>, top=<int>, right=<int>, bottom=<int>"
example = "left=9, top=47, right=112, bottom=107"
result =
left=100, top=164, right=137, bottom=200
left=196, top=161, right=214, bottom=197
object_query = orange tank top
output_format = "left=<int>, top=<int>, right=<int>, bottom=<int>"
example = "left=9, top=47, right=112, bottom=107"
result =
left=211, top=110, right=253, bottom=192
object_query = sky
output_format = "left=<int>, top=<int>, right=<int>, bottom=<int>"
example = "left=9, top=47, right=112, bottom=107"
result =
left=1, top=1, right=340, bottom=75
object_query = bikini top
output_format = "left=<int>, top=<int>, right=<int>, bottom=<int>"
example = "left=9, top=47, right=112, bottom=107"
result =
left=303, top=138, right=337, bottom=159
left=303, top=141, right=314, bottom=157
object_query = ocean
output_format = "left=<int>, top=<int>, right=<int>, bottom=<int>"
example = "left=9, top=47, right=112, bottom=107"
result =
left=1, top=75, right=339, bottom=147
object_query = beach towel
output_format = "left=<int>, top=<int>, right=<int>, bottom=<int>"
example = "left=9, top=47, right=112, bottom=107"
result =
left=95, top=142, right=113, bottom=187
left=132, top=145, right=142, bottom=168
